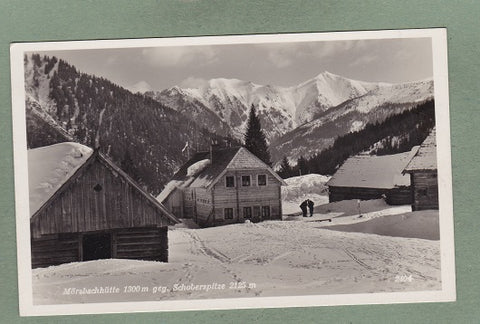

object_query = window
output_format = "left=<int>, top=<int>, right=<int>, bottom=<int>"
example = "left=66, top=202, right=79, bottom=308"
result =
left=226, top=176, right=235, bottom=187
left=258, top=174, right=267, bottom=186
left=262, top=206, right=270, bottom=218
left=253, top=206, right=260, bottom=218
left=242, top=175, right=251, bottom=186
left=243, top=207, right=252, bottom=219
left=224, top=208, right=234, bottom=219
left=93, top=184, right=103, bottom=192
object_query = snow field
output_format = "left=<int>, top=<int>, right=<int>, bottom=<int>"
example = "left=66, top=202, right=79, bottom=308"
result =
left=32, top=210, right=440, bottom=305
left=31, top=174, right=440, bottom=305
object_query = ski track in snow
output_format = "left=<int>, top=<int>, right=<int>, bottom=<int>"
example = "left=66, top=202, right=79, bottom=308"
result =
left=32, top=206, right=441, bottom=304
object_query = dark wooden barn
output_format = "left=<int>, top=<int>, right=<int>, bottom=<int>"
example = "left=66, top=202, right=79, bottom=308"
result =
left=29, top=142, right=180, bottom=268
left=158, top=146, right=286, bottom=227
left=326, top=149, right=418, bottom=205
left=403, top=128, right=438, bottom=211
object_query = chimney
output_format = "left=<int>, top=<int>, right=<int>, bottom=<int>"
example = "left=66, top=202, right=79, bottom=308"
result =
left=210, top=139, right=220, bottom=162
left=210, top=143, right=213, bottom=163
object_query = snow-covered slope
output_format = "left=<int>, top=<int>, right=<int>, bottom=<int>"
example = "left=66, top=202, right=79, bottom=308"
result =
left=148, top=72, right=433, bottom=154
left=24, top=56, right=58, bottom=112
left=148, top=78, right=297, bottom=141
left=291, top=71, right=380, bottom=123
left=147, top=72, right=389, bottom=142
left=270, top=79, right=434, bottom=163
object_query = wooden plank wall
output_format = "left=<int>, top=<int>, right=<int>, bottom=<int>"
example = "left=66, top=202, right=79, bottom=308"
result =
left=203, top=170, right=282, bottom=226
left=31, top=158, right=169, bottom=237
left=329, top=186, right=412, bottom=205
left=412, top=172, right=439, bottom=210
left=183, top=188, right=194, bottom=219
left=32, top=226, right=169, bottom=268
left=164, top=190, right=183, bottom=218
left=329, top=186, right=388, bottom=203
left=115, top=227, right=168, bottom=262
left=194, top=188, right=213, bottom=221
left=31, top=233, right=80, bottom=268
left=386, top=186, right=412, bottom=205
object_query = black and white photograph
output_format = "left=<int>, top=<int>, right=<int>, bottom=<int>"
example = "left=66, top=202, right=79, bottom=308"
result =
left=10, top=29, right=455, bottom=316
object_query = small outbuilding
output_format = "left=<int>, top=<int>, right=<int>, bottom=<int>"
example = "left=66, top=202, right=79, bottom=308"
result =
left=403, top=128, right=438, bottom=211
left=29, top=142, right=180, bottom=268
left=326, top=148, right=419, bottom=205
left=158, top=146, right=286, bottom=227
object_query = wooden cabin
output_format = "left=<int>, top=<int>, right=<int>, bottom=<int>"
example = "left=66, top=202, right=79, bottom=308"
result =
left=158, top=146, right=286, bottom=227
left=326, top=149, right=419, bottom=205
left=29, top=142, right=180, bottom=268
left=403, top=128, right=438, bottom=211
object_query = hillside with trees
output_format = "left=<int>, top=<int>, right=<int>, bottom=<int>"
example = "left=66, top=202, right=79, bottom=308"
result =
left=278, top=99, right=435, bottom=177
left=25, top=54, right=234, bottom=194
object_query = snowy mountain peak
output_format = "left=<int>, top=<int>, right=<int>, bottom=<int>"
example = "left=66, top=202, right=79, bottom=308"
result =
left=148, top=72, right=434, bottom=148
left=315, top=70, right=338, bottom=79
left=166, top=85, right=184, bottom=94
left=208, top=77, right=246, bottom=87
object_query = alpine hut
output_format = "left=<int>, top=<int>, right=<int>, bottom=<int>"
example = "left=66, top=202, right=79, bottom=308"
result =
left=403, top=128, right=438, bottom=210
left=157, top=146, right=286, bottom=227
left=29, top=142, right=180, bottom=268
left=326, top=148, right=419, bottom=205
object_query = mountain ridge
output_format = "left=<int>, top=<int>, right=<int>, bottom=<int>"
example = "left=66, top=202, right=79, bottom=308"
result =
left=24, top=54, right=235, bottom=194
left=147, top=72, right=433, bottom=163
left=148, top=71, right=395, bottom=134
left=25, top=53, right=435, bottom=183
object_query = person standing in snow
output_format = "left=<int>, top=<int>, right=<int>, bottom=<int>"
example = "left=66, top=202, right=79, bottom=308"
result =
left=307, top=199, right=314, bottom=217
left=300, top=200, right=308, bottom=217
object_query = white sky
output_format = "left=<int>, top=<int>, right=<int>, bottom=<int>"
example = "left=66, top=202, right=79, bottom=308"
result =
left=37, top=37, right=433, bottom=93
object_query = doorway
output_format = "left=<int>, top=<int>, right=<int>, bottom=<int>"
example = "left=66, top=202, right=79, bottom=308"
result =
left=82, top=232, right=112, bottom=261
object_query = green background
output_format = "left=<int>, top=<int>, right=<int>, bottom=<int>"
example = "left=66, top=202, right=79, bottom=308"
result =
left=1, top=1, right=478, bottom=323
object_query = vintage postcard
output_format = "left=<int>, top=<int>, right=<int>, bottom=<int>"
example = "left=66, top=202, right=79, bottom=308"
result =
left=10, top=28, right=455, bottom=316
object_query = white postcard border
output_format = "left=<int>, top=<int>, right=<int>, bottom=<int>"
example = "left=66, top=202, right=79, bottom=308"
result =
left=10, top=28, right=455, bottom=317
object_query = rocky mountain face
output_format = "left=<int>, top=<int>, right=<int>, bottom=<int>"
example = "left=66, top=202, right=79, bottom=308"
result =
left=147, top=72, right=390, bottom=142
left=148, top=72, right=433, bottom=164
left=270, top=79, right=434, bottom=163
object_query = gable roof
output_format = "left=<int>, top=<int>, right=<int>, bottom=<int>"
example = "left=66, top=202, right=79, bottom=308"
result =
left=403, top=128, right=437, bottom=172
left=157, top=146, right=286, bottom=202
left=28, top=142, right=93, bottom=217
left=326, top=148, right=419, bottom=189
left=28, top=142, right=179, bottom=224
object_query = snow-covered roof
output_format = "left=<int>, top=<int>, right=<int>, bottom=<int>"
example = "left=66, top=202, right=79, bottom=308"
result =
left=156, top=179, right=189, bottom=203
left=29, top=142, right=180, bottom=226
left=156, top=160, right=211, bottom=202
left=187, top=159, right=210, bottom=177
left=404, top=128, right=437, bottom=172
left=157, top=147, right=285, bottom=202
left=327, top=148, right=419, bottom=189
left=157, top=148, right=239, bottom=202
left=28, top=142, right=93, bottom=217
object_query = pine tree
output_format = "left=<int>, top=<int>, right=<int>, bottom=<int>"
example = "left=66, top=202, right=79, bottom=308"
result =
left=278, top=156, right=292, bottom=178
left=297, top=155, right=308, bottom=176
left=244, top=104, right=271, bottom=166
